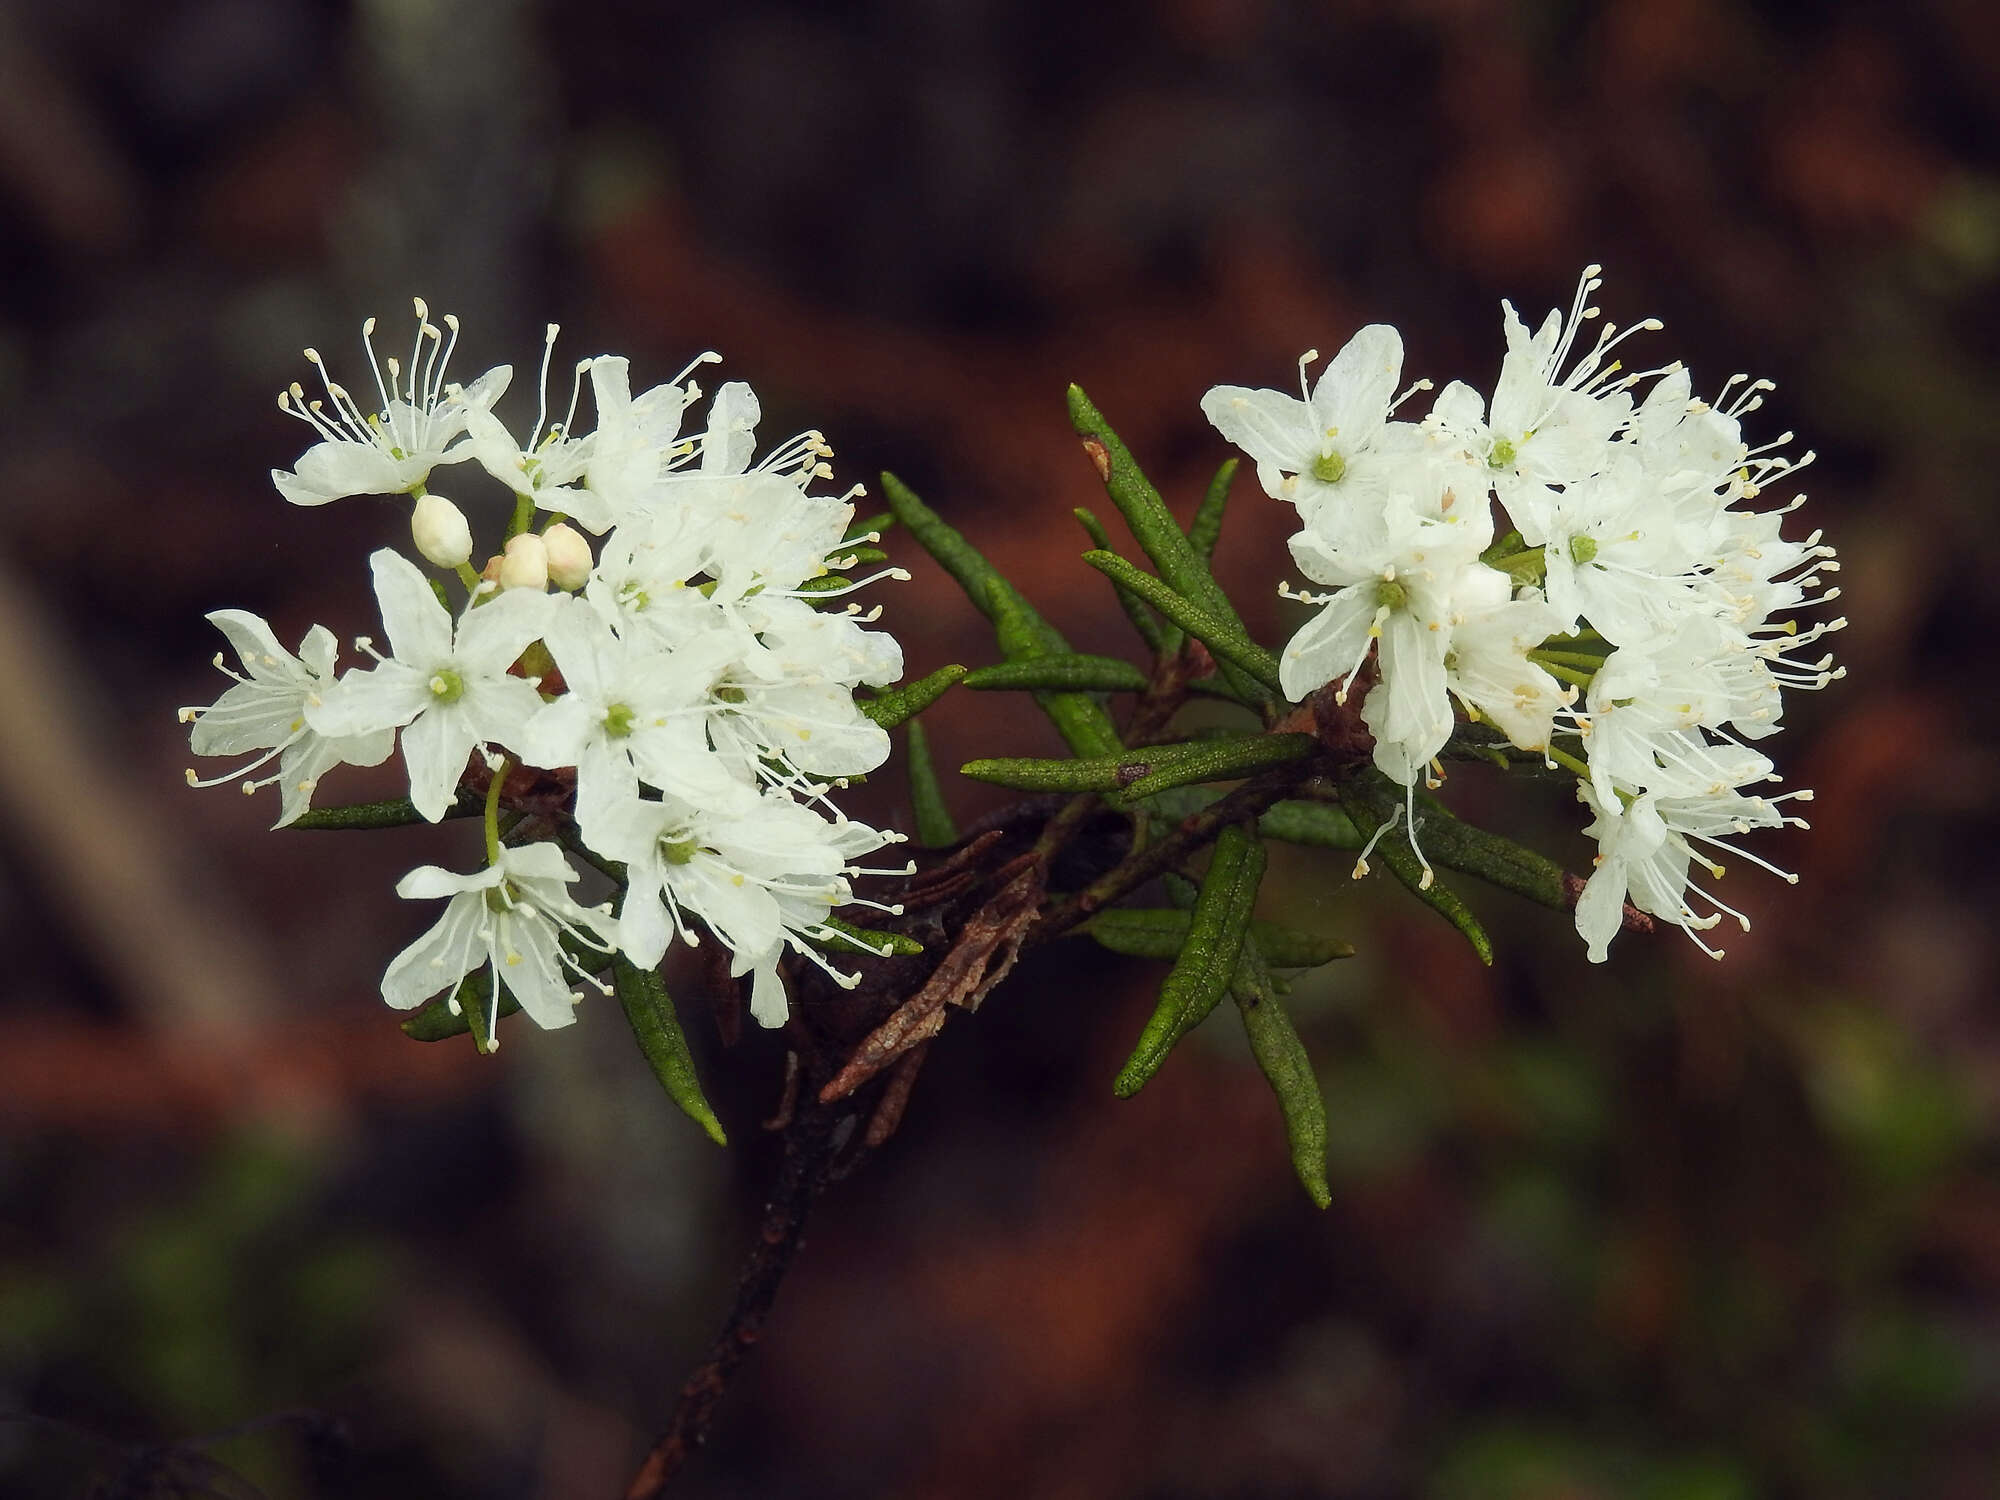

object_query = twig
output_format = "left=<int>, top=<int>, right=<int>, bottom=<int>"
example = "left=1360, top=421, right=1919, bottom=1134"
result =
left=622, top=1099, right=845, bottom=1499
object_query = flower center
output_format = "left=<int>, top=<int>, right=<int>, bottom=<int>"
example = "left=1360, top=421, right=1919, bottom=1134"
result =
left=1489, top=436, right=1518, bottom=470
left=1311, top=450, right=1346, bottom=484
left=1375, top=576, right=1410, bottom=612
left=483, top=881, right=517, bottom=914
left=1569, top=535, right=1599, bottom=566
left=602, top=702, right=637, bottom=739
left=661, top=837, right=701, bottom=866
left=714, top=685, right=747, bottom=704
left=428, top=668, right=466, bottom=704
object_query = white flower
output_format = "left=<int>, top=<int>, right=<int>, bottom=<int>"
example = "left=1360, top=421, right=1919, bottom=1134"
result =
left=1441, top=570, right=1569, bottom=754
left=518, top=597, right=742, bottom=827
left=1200, top=326, right=1411, bottom=512
left=464, top=325, right=603, bottom=527
left=1278, top=504, right=1492, bottom=783
left=181, top=609, right=394, bottom=826
left=381, top=843, right=617, bottom=1039
left=272, top=301, right=509, bottom=506
left=306, top=550, right=555, bottom=821
left=591, top=786, right=903, bottom=1029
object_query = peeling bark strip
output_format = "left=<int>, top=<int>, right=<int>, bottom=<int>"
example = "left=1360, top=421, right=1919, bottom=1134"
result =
left=819, top=856, right=1046, bottom=1103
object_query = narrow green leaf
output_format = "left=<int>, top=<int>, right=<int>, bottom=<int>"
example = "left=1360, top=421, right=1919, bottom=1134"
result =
left=962, top=731, right=1268, bottom=793
left=1406, top=794, right=1568, bottom=910
left=1114, top=823, right=1266, bottom=1097
left=1190, top=458, right=1237, bottom=563
left=1339, top=782, right=1494, bottom=966
left=905, top=721, right=959, bottom=849
left=795, top=574, right=852, bottom=595
left=1086, top=908, right=1353, bottom=968
left=1068, top=387, right=1270, bottom=707
left=1074, top=505, right=1174, bottom=655
left=831, top=546, right=889, bottom=566
left=401, top=972, right=519, bottom=1044
left=962, top=654, right=1151, bottom=694
left=1114, top=733, right=1316, bottom=803
left=291, top=794, right=478, bottom=830
left=1080, top=551, right=1283, bottom=695
left=880, top=472, right=1065, bottom=649
left=984, top=579, right=1124, bottom=759
left=612, top=955, right=727, bottom=1145
left=809, top=914, right=926, bottom=958
left=960, top=755, right=1125, bottom=792
left=1257, top=799, right=1363, bottom=850
left=859, top=664, right=968, bottom=729
left=1232, top=938, right=1331, bottom=1209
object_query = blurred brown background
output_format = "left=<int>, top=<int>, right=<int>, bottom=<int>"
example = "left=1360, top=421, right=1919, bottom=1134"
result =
left=2, top=0, right=1997, bottom=1496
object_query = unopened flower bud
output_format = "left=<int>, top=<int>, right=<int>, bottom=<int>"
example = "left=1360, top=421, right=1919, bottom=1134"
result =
left=542, top=522, right=592, bottom=590
left=498, top=533, right=549, bottom=592
left=411, top=493, right=472, bottom=568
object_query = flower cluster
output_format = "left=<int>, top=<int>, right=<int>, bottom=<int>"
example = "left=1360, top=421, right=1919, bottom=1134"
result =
left=184, top=303, right=909, bottom=1038
left=1202, top=268, right=1841, bottom=961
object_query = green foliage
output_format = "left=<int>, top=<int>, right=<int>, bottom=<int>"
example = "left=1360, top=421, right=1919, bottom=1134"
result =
left=962, top=654, right=1152, bottom=693
left=1073, top=504, right=1172, bottom=655
left=905, top=720, right=960, bottom=848
left=961, top=731, right=1307, bottom=794
left=1084, top=907, right=1353, bottom=968
left=613, top=954, right=728, bottom=1147
left=808, top=915, right=926, bottom=958
left=858, top=663, right=969, bottom=729
left=288, top=794, right=478, bottom=829
left=1339, top=779, right=1494, bottom=966
left=1114, top=822, right=1267, bottom=1097
left=1232, top=935, right=1332, bottom=1208
left=1189, top=458, right=1237, bottom=563
left=1080, top=550, right=1284, bottom=695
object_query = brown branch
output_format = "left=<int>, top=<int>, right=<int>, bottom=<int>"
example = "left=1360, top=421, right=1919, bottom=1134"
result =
left=1030, top=761, right=1315, bottom=944
left=622, top=1099, right=845, bottom=1499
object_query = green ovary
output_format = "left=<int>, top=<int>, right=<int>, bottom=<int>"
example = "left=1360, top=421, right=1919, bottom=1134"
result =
left=1489, top=437, right=1517, bottom=470
left=1311, top=450, right=1347, bottom=484
left=1569, top=534, right=1599, bottom=565
left=602, top=702, right=637, bottom=738
left=661, top=838, right=701, bottom=866
left=484, top=882, right=516, bottom=914
left=427, top=668, right=465, bottom=704
left=1375, top=576, right=1410, bottom=612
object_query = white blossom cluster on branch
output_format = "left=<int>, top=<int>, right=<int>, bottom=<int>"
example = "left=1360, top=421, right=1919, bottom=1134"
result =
left=184, top=304, right=909, bottom=1037
left=1202, top=268, right=1842, bottom=961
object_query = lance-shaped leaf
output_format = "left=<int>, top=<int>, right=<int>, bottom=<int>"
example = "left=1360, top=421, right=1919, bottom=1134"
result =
left=985, top=579, right=1124, bottom=759
left=1339, top=781, right=1494, bottom=966
left=1114, top=733, right=1316, bottom=803
left=880, top=469, right=1119, bottom=757
left=1074, top=505, right=1172, bottom=656
left=1399, top=793, right=1567, bottom=910
left=859, top=663, right=968, bottom=729
left=962, top=654, right=1151, bottom=694
left=1190, top=458, right=1237, bottom=564
left=401, top=970, right=520, bottom=1043
left=829, top=546, right=890, bottom=567
left=612, top=955, right=727, bottom=1146
left=905, top=720, right=959, bottom=849
left=807, top=914, right=926, bottom=958
left=795, top=574, right=852, bottom=595
left=291, top=793, right=479, bottom=830
left=962, top=731, right=1276, bottom=793
left=1068, top=388, right=1271, bottom=707
left=1232, top=937, right=1331, bottom=1208
left=1257, top=799, right=1363, bottom=850
left=1081, top=551, right=1283, bottom=695
left=1085, top=907, right=1353, bottom=968
left=1114, top=822, right=1266, bottom=1098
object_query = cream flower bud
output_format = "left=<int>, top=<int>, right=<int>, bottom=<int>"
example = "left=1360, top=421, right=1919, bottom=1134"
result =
left=498, top=532, right=549, bottom=592
left=542, top=522, right=592, bottom=591
left=410, top=493, right=472, bottom=568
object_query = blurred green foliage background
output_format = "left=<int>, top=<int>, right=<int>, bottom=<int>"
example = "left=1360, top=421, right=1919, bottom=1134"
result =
left=1, top=0, right=1996, bottom=1495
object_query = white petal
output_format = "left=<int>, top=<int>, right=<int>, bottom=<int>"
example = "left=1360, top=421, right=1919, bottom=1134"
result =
left=1199, top=386, right=1313, bottom=473
left=381, top=894, right=485, bottom=1009
left=370, top=549, right=454, bottom=666
left=401, top=705, right=471, bottom=822
left=1278, top=589, right=1377, bottom=701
